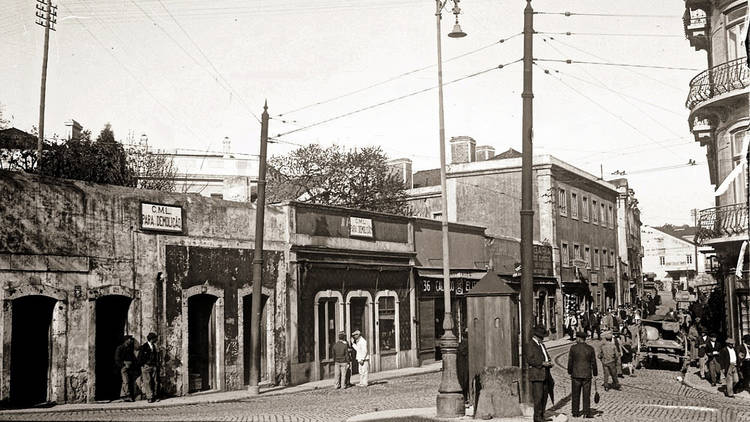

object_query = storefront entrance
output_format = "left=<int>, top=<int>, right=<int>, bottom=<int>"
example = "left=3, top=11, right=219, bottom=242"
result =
left=94, top=295, right=132, bottom=401
left=10, top=295, right=57, bottom=406
left=188, top=294, right=218, bottom=392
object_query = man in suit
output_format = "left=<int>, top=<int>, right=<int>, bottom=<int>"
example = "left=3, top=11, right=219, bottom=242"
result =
left=705, top=333, right=721, bottom=386
left=719, top=338, right=740, bottom=397
left=114, top=335, right=137, bottom=402
left=526, top=326, right=554, bottom=422
left=568, top=331, right=597, bottom=418
left=138, top=332, right=160, bottom=402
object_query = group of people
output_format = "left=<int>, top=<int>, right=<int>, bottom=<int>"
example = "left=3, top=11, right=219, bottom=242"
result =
left=692, top=329, right=750, bottom=397
left=331, top=329, right=370, bottom=389
left=114, top=332, right=160, bottom=403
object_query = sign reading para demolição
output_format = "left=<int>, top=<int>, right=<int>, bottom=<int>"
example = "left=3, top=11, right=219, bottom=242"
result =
left=141, top=202, right=183, bottom=233
left=349, top=216, right=373, bottom=238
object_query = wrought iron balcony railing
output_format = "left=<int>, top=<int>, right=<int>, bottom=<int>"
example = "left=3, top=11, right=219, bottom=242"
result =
left=695, top=202, right=749, bottom=243
left=686, top=58, right=750, bottom=109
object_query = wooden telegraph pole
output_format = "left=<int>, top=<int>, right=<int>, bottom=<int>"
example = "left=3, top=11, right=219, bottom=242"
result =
left=35, top=0, right=56, bottom=164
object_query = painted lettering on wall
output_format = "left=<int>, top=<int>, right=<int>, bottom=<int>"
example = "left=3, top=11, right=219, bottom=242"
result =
left=141, top=203, right=183, bottom=233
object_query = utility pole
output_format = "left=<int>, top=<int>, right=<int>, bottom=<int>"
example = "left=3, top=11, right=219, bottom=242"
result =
left=692, top=209, right=699, bottom=280
left=520, top=0, right=535, bottom=406
left=35, top=0, right=56, bottom=165
left=249, top=102, right=269, bottom=395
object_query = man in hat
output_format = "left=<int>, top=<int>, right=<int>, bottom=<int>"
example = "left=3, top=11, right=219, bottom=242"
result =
left=138, top=332, right=160, bottom=402
left=740, top=334, right=750, bottom=393
left=719, top=338, right=740, bottom=397
left=568, top=331, right=597, bottom=418
left=598, top=332, right=620, bottom=390
left=332, top=331, right=350, bottom=389
left=351, top=330, right=369, bottom=387
left=705, top=333, right=721, bottom=386
left=525, top=326, right=554, bottom=422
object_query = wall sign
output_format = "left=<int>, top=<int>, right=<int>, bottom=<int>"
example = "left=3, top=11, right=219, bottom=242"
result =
left=349, top=216, right=373, bottom=238
left=419, top=278, right=478, bottom=298
left=141, top=202, right=183, bottom=233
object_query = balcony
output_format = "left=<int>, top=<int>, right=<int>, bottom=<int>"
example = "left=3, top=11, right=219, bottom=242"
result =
left=686, top=58, right=750, bottom=110
left=682, top=8, right=708, bottom=51
left=695, top=203, right=749, bottom=244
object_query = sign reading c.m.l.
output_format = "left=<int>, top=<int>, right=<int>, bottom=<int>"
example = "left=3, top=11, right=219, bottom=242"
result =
left=141, top=202, right=183, bottom=233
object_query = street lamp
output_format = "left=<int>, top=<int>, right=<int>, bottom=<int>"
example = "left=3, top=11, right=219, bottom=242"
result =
left=434, top=0, right=466, bottom=418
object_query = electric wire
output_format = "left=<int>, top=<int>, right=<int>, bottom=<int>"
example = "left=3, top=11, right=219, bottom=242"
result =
left=534, top=58, right=700, bottom=72
left=275, top=58, right=523, bottom=138
left=277, top=32, right=522, bottom=116
left=535, top=31, right=683, bottom=38
left=534, top=11, right=681, bottom=19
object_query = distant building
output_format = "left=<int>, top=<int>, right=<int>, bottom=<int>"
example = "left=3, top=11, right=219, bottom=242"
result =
left=641, top=225, right=716, bottom=292
left=611, top=178, right=645, bottom=304
left=403, top=136, right=622, bottom=337
left=0, top=127, right=36, bottom=171
left=682, top=0, right=749, bottom=340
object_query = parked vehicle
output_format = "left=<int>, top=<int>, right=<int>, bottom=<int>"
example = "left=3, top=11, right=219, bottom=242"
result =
left=639, top=317, right=687, bottom=369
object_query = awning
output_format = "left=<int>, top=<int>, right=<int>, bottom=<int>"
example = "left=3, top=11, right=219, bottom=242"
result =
left=416, top=268, right=486, bottom=280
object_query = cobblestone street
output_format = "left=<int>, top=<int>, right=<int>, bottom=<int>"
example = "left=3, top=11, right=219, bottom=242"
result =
left=1, top=340, right=748, bottom=422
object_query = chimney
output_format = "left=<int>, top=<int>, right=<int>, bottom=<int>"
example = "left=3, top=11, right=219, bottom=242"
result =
left=387, top=158, right=413, bottom=189
left=139, top=133, right=149, bottom=148
left=65, top=119, right=82, bottom=141
left=475, top=145, right=495, bottom=161
left=450, top=136, right=476, bottom=164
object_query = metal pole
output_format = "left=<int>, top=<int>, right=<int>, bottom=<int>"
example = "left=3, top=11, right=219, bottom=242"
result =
left=248, top=101, right=269, bottom=395
left=520, top=0, right=535, bottom=406
left=37, top=0, right=52, bottom=165
left=435, top=0, right=464, bottom=417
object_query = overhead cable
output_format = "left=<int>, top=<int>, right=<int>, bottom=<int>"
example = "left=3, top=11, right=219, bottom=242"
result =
left=275, top=59, right=523, bottom=138
left=534, top=11, right=680, bottom=19
left=277, top=32, right=522, bottom=117
left=535, top=58, right=700, bottom=72
left=535, top=31, right=683, bottom=38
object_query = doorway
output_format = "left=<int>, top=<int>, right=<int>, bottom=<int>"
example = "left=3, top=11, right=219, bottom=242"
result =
left=94, top=295, right=132, bottom=401
left=242, top=294, right=268, bottom=385
left=10, top=295, right=57, bottom=406
left=348, top=297, right=369, bottom=375
left=188, top=294, right=218, bottom=392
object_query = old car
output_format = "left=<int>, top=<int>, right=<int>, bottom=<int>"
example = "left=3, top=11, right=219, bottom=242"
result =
left=639, top=317, right=687, bottom=369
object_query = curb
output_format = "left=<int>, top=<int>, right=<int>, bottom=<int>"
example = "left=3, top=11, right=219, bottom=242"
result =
left=0, top=365, right=443, bottom=415
left=681, top=372, right=750, bottom=402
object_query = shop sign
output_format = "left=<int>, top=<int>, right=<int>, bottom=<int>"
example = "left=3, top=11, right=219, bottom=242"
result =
left=533, top=244, right=554, bottom=277
left=349, top=216, right=373, bottom=238
left=419, top=278, right=478, bottom=297
left=141, top=202, right=183, bottom=233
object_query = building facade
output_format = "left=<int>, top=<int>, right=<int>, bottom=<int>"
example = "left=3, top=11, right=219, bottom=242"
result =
left=611, top=178, right=645, bottom=303
left=405, top=136, right=620, bottom=337
left=641, top=225, right=715, bottom=292
left=683, top=0, right=749, bottom=340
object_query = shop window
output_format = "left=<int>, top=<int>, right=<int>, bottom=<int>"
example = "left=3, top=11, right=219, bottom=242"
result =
left=582, top=196, right=589, bottom=222
left=378, top=296, right=396, bottom=353
left=558, top=188, right=567, bottom=216
left=317, top=299, right=338, bottom=361
left=570, top=191, right=578, bottom=219
left=561, top=242, right=570, bottom=267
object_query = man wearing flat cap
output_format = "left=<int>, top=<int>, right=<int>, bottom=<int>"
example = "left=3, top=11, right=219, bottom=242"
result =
left=568, top=331, right=597, bottom=418
left=719, top=338, right=740, bottom=397
left=525, top=326, right=554, bottom=422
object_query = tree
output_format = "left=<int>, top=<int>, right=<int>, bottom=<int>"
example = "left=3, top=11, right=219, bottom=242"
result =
left=127, top=147, right=178, bottom=192
left=0, top=103, right=9, bottom=129
left=267, top=144, right=409, bottom=214
left=39, top=124, right=136, bottom=187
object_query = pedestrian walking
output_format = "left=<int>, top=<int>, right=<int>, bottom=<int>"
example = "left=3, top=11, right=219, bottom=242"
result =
left=706, top=333, right=722, bottom=386
left=613, top=332, right=624, bottom=377
left=602, top=310, right=613, bottom=332
left=351, top=330, right=369, bottom=387
left=591, top=310, right=601, bottom=340
left=138, top=332, right=160, bottom=403
left=331, top=332, right=350, bottom=389
left=114, top=335, right=137, bottom=402
left=698, top=333, right=708, bottom=380
left=720, top=338, right=740, bottom=397
left=740, top=335, right=750, bottom=393
left=568, top=331, right=597, bottom=418
left=566, top=313, right=578, bottom=341
left=598, top=332, right=621, bottom=390
left=620, top=330, right=636, bottom=377
left=688, top=322, right=700, bottom=365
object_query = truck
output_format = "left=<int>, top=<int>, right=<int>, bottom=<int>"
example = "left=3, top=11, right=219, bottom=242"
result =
left=639, top=317, right=687, bottom=369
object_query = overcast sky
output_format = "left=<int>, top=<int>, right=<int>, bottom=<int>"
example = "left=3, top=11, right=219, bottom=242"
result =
left=1, top=0, right=714, bottom=226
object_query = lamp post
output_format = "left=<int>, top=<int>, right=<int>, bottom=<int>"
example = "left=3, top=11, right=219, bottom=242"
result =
left=434, top=0, right=466, bottom=417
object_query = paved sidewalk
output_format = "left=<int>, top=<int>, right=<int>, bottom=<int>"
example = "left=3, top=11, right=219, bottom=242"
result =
left=0, top=362, right=443, bottom=415
left=682, top=367, right=750, bottom=401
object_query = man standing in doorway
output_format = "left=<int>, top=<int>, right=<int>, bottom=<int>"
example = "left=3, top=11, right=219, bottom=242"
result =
left=332, top=332, right=350, bottom=389
left=114, top=335, right=136, bottom=402
left=526, top=326, right=554, bottom=422
left=351, top=330, right=369, bottom=387
left=568, top=331, right=597, bottom=418
left=138, top=332, right=160, bottom=402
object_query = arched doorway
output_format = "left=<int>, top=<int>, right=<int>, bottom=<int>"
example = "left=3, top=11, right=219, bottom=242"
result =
left=10, top=295, right=57, bottom=406
left=188, top=294, right=218, bottom=392
left=242, top=294, right=268, bottom=385
left=94, top=295, right=132, bottom=401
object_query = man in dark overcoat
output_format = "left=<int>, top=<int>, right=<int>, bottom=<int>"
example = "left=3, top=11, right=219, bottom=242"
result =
left=568, top=331, right=598, bottom=418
